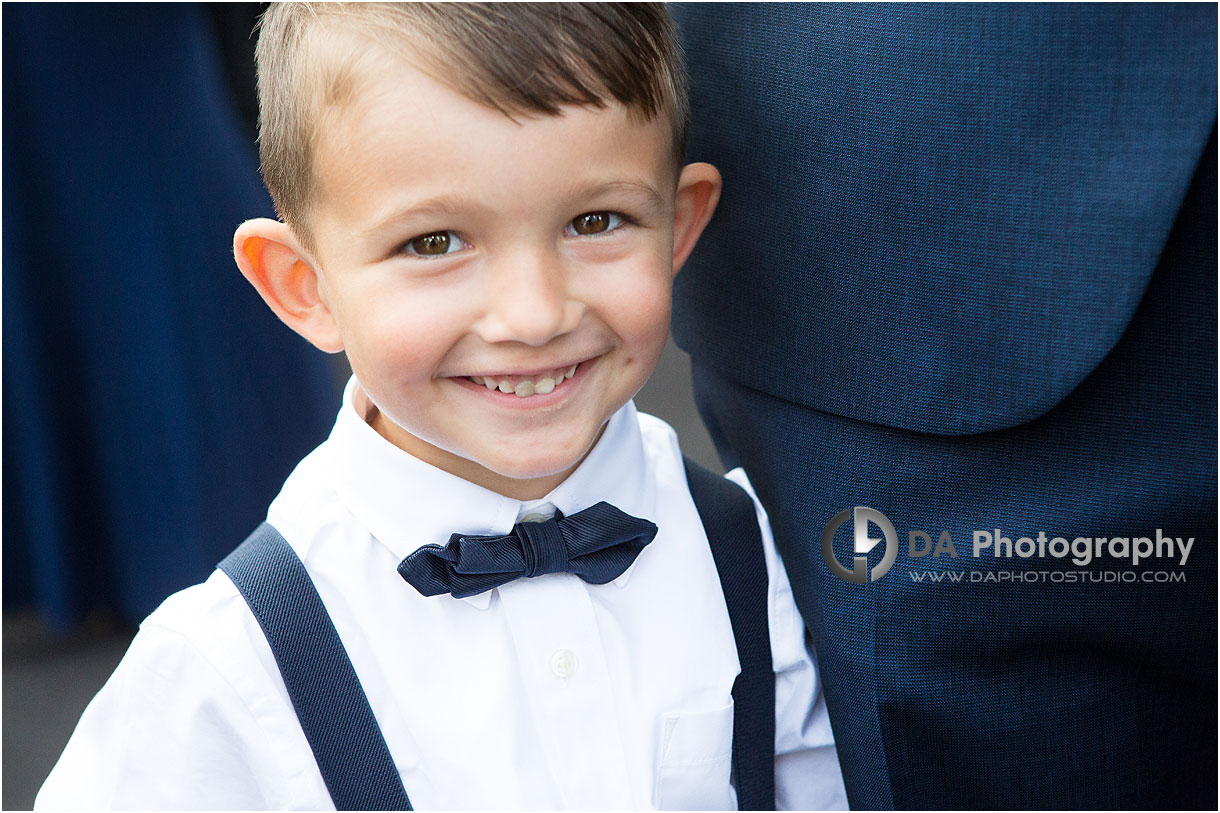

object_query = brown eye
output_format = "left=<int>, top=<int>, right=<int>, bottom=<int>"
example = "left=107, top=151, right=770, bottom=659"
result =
left=569, top=211, right=623, bottom=236
left=406, top=231, right=459, bottom=257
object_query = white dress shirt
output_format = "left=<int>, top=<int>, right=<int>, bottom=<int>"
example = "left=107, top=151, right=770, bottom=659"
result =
left=37, top=378, right=847, bottom=811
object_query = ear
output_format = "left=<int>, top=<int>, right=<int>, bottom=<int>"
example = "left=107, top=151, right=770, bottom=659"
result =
left=233, top=219, right=344, bottom=353
left=671, top=162, right=722, bottom=276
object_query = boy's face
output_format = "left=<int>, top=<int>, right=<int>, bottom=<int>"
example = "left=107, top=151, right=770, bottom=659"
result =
left=247, top=46, right=718, bottom=499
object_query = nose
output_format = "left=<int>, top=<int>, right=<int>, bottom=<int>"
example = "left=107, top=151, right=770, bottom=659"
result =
left=473, top=247, right=582, bottom=346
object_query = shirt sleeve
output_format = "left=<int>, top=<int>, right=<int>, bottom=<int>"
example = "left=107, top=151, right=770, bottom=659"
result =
left=725, top=468, right=849, bottom=811
left=34, top=619, right=307, bottom=810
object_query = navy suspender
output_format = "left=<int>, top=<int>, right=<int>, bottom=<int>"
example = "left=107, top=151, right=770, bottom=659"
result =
left=219, top=524, right=413, bottom=811
left=218, top=456, right=776, bottom=811
left=681, top=457, right=777, bottom=812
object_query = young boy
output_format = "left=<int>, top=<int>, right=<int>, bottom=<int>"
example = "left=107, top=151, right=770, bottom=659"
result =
left=37, top=5, right=846, bottom=809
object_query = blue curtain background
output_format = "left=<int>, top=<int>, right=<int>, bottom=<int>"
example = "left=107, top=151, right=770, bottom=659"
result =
left=3, top=4, right=339, bottom=631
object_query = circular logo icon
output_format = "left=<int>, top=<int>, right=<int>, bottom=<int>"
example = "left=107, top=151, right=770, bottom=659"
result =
left=821, top=507, right=898, bottom=583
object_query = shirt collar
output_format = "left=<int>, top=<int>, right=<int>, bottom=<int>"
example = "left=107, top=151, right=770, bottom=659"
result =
left=326, top=377, right=657, bottom=609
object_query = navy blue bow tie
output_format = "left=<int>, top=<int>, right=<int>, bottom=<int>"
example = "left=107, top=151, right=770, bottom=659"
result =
left=398, top=502, right=658, bottom=599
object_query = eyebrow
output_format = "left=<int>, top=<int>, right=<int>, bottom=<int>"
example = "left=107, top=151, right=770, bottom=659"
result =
left=564, top=178, right=667, bottom=211
left=362, top=196, right=479, bottom=240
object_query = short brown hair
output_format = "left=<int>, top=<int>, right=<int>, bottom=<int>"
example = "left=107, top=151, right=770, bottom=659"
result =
left=254, top=3, right=688, bottom=248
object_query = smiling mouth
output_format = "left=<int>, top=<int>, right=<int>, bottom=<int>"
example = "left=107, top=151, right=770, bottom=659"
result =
left=464, top=363, right=581, bottom=398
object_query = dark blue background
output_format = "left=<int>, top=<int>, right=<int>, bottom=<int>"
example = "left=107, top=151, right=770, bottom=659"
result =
left=3, top=4, right=337, bottom=631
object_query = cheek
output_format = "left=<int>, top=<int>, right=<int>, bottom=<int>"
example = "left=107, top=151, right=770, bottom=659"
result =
left=598, top=265, right=673, bottom=356
left=340, top=295, right=459, bottom=382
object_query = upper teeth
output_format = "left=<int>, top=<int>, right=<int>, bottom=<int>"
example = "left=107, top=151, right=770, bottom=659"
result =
left=471, top=364, right=578, bottom=397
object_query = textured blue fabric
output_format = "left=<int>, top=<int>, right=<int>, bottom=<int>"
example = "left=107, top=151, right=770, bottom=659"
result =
left=2, top=4, right=337, bottom=630
left=220, top=524, right=411, bottom=811
left=674, top=5, right=1216, bottom=809
left=673, top=3, right=1216, bottom=435
left=398, top=502, right=657, bottom=599
left=682, top=458, right=775, bottom=811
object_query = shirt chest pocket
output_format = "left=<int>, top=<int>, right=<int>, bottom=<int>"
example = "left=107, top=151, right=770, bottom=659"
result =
left=654, top=701, right=736, bottom=810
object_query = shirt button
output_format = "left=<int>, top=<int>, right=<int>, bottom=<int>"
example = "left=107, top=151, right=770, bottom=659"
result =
left=549, top=649, right=578, bottom=679
left=520, top=512, right=549, bottom=524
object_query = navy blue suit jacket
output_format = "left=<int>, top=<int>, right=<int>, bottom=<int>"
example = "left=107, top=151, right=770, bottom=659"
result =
left=673, top=5, right=1216, bottom=808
